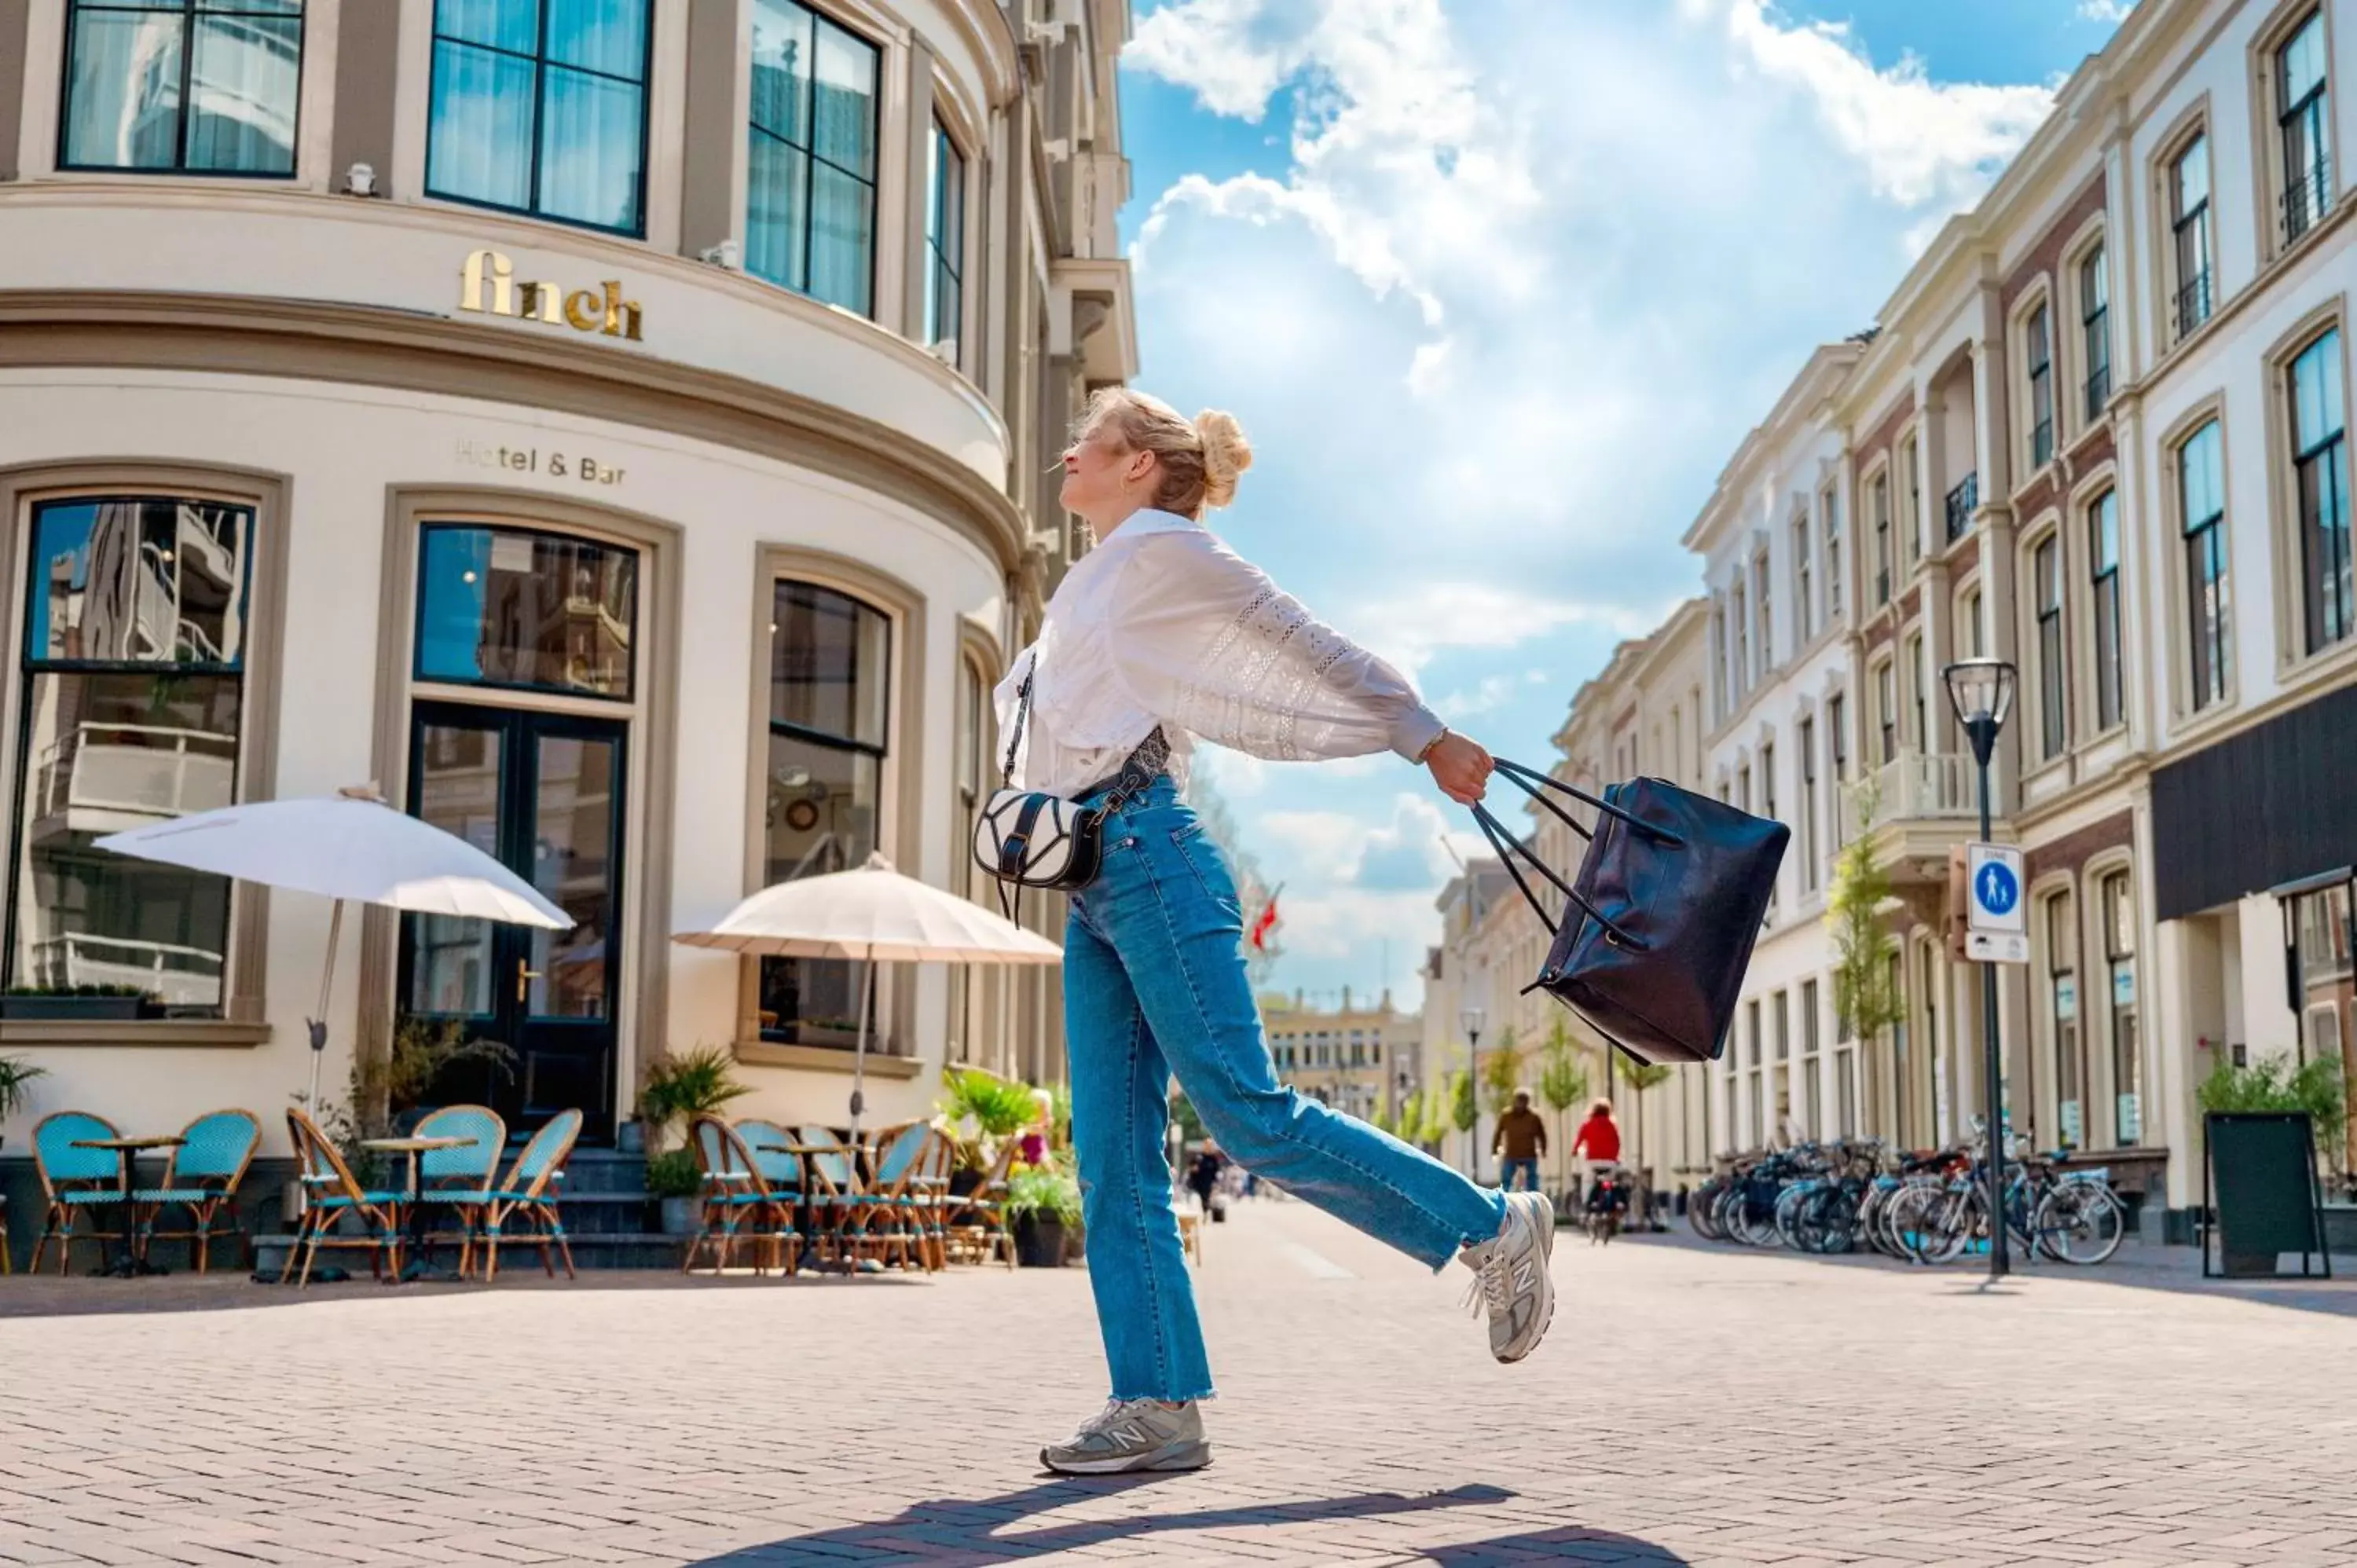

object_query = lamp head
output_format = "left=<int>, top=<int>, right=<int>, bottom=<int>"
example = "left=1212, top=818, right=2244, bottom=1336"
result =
left=1941, top=658, right=2016, bottom=763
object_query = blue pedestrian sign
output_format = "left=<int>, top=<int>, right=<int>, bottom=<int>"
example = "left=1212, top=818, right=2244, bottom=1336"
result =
left=1965, top=842, right=2028, bottom=963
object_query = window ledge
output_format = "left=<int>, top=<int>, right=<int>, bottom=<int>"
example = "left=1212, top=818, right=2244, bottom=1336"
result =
left=2275, top=633, right=2357, bottom=694
left=733, top=1040, right=924, bottom=1078
left=0, top=1020, right=273, bottom=1048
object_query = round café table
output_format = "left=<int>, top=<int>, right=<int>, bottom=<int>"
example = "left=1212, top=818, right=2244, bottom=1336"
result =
left=71, top=1135, right=185, bottom=1277
left=359, top=1135, right=469, bottom=1283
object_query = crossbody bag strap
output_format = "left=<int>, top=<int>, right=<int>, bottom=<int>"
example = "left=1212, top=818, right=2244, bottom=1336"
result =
left=1000, top=654, right=1036, bottom=790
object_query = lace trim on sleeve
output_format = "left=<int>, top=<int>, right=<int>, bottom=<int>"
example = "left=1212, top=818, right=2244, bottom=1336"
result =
left=1168, top=584, right=1356, bottom=761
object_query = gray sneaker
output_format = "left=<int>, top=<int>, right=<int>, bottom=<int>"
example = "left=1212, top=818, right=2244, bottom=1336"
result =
left=1040, top=1398, right=1211, bottom=1475
left=1461, top=1189, right=1557, bottom=1362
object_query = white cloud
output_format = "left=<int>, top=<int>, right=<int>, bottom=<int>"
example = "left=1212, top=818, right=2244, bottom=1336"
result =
left=1125, top=0, right=2062, bottom=1005
left=2078, top=0, right=2135, bottom=21
left=1354, top=794, right=1457, bottom=891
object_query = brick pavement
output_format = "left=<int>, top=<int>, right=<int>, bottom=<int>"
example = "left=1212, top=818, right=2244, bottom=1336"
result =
left=3, top=1199, right=2355, bottom=1566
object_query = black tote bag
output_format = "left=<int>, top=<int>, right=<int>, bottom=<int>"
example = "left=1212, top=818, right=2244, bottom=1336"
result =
left=1469, top=758, right=1788, bottom=1066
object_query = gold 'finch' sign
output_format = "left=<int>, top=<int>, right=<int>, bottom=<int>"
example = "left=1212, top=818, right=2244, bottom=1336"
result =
left=459, top=249, right=643, bottom=341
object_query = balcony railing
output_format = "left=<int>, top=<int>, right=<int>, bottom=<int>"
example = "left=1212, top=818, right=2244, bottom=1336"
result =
left=1944, top=473, right=1978, bottom=544
left=2173, top=269, right=2213, bottom=340
left=36, top=722, right=238, bottom=826
left=2282, top=158, right=2333, bottom=246
left=1842, top=749, right=1981, bottom=833
left=28, top=932, right=223, bottom=1008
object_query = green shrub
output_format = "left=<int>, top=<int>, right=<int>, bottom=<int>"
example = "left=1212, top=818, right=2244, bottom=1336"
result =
left=2197, top=1053, right=2348, bottom=1156
left=638, top=1046, right=750, bottom=1150
left=0, top=1053, right=46, bottom=1122
left=643, top=1148, right=703, bottom=1198
left=1005, top=1163, right=1081, bottom=1224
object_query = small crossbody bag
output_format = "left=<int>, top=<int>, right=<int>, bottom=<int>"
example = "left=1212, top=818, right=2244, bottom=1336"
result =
left=970, top=656, right=1164, bottom=917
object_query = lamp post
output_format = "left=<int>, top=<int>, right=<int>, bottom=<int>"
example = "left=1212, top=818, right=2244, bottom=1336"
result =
left=1461, top=1005, right=1486, bottom=1180
left=1942, top=656, right=2018, bottom=1280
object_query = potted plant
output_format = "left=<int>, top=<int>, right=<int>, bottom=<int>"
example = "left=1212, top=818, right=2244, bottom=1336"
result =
left=0, top=1053, right=45, bottom=1154
left=0, top=984, right=155, bottom=1021
left=645, top=1148, right=704, bottom=1234
left=937, top=1066, right=1042, bottom=1194
left=1006, top=1161, right=1082, bottom=1267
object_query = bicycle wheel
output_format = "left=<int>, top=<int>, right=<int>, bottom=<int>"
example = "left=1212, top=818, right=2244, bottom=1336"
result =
left=2037, top=1183, right=2126, bottom=1265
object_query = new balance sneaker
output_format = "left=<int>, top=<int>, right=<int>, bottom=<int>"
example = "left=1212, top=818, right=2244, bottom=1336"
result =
left=1461, top=1189, right=1557, bottom=1362
left=1039, top=1398, right=1211, bottom=1475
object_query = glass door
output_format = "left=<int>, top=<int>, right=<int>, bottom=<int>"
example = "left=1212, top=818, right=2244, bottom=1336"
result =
left=400, top=701, right=626, bottom=1141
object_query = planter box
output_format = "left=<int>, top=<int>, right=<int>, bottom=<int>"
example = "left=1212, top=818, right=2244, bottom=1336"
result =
left=659, top=1197, right=701, bottom=1236
left=2322, top=1203, right=2357, bottom=1256
left=1014, top=1212, right=1069, bottom=1268
left=0, top=995, right=150, bottom=1021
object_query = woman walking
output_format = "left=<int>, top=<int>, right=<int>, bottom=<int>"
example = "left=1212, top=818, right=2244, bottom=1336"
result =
left=1002, top=388, right=1556, bottom=1475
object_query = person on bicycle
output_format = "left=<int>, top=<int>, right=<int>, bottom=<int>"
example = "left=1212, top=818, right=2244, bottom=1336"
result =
left=1571, top=1098, right=1622, bottom=1208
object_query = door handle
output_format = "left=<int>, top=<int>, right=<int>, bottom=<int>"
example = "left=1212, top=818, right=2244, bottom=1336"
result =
left=517, top=960, right=543, bottom=1002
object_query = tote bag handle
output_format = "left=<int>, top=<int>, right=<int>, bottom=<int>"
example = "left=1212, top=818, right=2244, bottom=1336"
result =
left=1467, top=799, right=1646, bottom=954
left=1487, top=757, right=1686, bottom=849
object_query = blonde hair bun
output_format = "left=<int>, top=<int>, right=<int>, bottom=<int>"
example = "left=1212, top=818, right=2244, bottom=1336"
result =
left=1193, top=409, right=1253, bottom=510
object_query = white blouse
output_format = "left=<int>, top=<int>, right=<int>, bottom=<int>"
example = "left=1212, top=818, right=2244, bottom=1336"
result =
left=994, top=509, right=1446, bottom=797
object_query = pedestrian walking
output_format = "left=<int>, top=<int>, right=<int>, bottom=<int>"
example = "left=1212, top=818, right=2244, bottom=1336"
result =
left=1002, top=388, right=1555, bottom=1475
left=1492, top=1087, right=1547, bottom=1194
left=1186, top=1141, right=1226, bottom=1211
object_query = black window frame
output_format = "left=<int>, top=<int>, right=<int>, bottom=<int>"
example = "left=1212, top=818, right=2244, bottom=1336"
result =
left=424, top=0, right=655, bottom=240
left=1876, top=660, right=1896, bottom=766
left=2277, top=9, right=2333, bottom=246
left=2088, top=488, right=2123, bottom=733
left=746, top=0, right=884, bottom=317
left=1872, top=473, right=1891, bottom=605
left=2035, top=533, right=2066, bottom=760
left=2290, top=328, right=2352, bottom=654
left=58, top=0, right=307, bottom=178
left=1798, top=715, right=1817, bottom=890
left=2081, top=246, right=2111, bottom=422
left=761, top=577, right=893, bottom=1049
left=2179, top=420, right=2230, bottom=709
left=2171, top=132, right=2214, bottom=339
left=1794, top=513, right=1813, bottom=643
left=2026, top=301, right=2055, bottom=469
left=924, top=114, right=966, bottom=351
left=5, top=495, right=257, bottom=1012
left=410, top=522, right=641, bottom=704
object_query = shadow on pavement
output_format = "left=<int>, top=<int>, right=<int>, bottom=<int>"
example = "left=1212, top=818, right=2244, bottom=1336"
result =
left=0, top=1266, right=941, bottom=1320
left=691, top=1478, right=1686, bottom=1564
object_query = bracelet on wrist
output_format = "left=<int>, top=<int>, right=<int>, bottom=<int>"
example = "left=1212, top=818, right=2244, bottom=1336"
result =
left=1416, top=727, right=1450, bottom=766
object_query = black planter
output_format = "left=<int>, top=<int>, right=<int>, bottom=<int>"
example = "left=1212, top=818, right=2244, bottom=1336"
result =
left=0, top=995, right=148, bottom=1021
left=1014, top=1211, right=1069, bottom=1268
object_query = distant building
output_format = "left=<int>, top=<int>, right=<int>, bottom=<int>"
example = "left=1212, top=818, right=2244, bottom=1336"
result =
left=1262, top=987, right=1421, bottom=1126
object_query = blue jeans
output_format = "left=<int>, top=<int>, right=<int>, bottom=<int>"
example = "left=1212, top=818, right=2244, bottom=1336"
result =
left=1065, top=776, right=1507, bottom=1401
left=1499, top=1157, right=1542, bottom=1193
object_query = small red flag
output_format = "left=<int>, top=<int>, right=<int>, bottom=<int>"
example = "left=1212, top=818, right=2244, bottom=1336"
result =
left=1248, top=888, right=1281, bottom=951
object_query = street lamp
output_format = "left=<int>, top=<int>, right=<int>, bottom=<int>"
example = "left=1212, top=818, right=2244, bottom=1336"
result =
left=1461, top=1006, right=1486, bottom=1181
left=1942, top=656, right=2017, bottom=1280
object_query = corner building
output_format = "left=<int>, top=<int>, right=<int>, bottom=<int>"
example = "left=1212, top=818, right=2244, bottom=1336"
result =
left=0, top=0, right=1137, bottom=1163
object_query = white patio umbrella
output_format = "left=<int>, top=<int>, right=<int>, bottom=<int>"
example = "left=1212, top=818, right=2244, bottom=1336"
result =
left=93, top=788, right=574, bottom=1106
left=674, top=852, right=1061, bottom=1139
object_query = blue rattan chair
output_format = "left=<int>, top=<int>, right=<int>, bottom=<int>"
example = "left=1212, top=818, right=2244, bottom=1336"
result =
left=30, top=1111, right=123, bottom=1276
left=409, top=1104, right=505, bottom=1269
left=795, top=1123, right=872, bottom=1268
left=134, top=1108, right=261, bottom=1273
left=687, top=1116, right=794, bottom=1275
left=471, top=1109, right=581, bottom=1283
left=735, top=1119, right=808, bottom=1275
left=282, top=1107, right=405, bottom=1286
left=860, top=1122, right=938, bottom=1273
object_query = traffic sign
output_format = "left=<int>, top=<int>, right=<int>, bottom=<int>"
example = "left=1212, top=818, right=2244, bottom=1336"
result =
left=1966, top=842, right=2029, bottom=964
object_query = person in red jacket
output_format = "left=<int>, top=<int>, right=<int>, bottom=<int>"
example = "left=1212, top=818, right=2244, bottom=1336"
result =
left=1571, top=1098, right=1622, bottom=1209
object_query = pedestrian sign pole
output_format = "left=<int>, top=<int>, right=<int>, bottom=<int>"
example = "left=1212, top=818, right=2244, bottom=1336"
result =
left=1964, top=843, right=2029, bottom=964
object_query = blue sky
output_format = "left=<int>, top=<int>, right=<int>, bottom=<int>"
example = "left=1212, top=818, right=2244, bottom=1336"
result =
left=1115, top=0, right=2131, bottom=1012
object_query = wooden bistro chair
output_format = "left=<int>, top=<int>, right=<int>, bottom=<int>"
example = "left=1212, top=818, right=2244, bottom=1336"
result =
left=860, top=1122, right=939, bottom=1273
left=907, top=1126, right=955, bottom=1272
left=134, top=1108, right=262, bottom=1273
left=686, top=1116, right=794, bottom=1276
left=283, top=1107, right=404, bottom=1286
left=733, top=1119, right=809, bottom=1277
left=29, top=1111, right=124, bottom=1276
left=794, top=1124, right=871, bottom=1269
left=471, top=1108, right=582, bottom=1283
left=409, top=1104, right=506, bottom=1272
left=944, top=1138, right=1017, bottom=1269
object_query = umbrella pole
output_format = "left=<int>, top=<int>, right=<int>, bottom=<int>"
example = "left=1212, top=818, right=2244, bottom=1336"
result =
left=306, top=899, right=345, bottom=1109
left=849, top=945, right=873, bottom=1144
